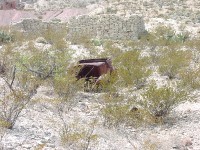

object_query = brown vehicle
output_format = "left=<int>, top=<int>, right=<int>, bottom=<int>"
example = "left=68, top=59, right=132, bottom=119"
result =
left=76, top=58, right=114, bottom=92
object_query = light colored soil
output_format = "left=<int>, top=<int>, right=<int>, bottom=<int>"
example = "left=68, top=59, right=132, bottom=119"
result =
left=0, top=8, right=88, bottom=26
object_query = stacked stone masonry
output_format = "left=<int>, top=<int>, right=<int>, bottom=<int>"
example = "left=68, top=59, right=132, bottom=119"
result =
left=13, top=19, right=67, bottom=32
left=68, top=14, right=146, bottom=40
left=13, top=14, right=146, bottom=40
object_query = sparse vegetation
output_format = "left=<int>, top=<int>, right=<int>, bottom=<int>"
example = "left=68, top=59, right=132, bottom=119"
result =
left=0, top=15, right=200, bottom=149
left=0, top=63, right=39, bottom=129
left=114, top=50, right=151, bottom=89
left=60, top=121, right=98, bottom=150
left=0, top=30, right=13, bottom=44
left=158, top=49, right=191, bottom=79
left=140, top=83, right=188, bottom=119
left=42, top=27, right=67, bottom=50
left=180, top=68, right=200, bottom=90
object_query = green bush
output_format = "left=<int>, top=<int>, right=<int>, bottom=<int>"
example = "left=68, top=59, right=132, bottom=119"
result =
left=180, top=68, right=200, bottom=90
left=19, top=45, right=71, bottom=80
left=102, top=92, right=152, bottom=128
left=102, top=92, right=129, bottom=127
left=42, top=27, right=67, bottom=50
left=173, top=33, right=189, bottom=43
left=140, top=84, right=187, bottom=118
left=158, top=49, right=191, bottom=79
left=0, top=49, right=39, bottom=129
left=100, top=40, right=122, bottom=58
left=60, top=122, right=98, bottom=149
left=102, top=95, right=130, bottom=128
left=91, top=39, right=103, bottom=46
left=0, top=30, right=13, bottom=44
left=138, top=26, right=189, bottom=48
left=114, top=50, right=151, bottom=89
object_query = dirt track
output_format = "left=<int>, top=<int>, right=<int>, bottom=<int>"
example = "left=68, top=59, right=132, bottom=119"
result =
left=0, top=8, right=88, bottom=26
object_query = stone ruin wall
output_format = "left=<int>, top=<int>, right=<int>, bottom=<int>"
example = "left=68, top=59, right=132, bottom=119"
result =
left=67, top=15, right=146, bottom=40
left=12, top=14, right=146, bottom=40
left=13, top=19, right=67, bottom=32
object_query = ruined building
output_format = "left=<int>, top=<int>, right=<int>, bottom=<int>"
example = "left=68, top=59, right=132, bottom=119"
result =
left=0, top=0, right=17, bottom=9
left=0, top=0, right=36, bottom=10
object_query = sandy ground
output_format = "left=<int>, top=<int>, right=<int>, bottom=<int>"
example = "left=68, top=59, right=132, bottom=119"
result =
left=1, top=85, right=200, bottom=150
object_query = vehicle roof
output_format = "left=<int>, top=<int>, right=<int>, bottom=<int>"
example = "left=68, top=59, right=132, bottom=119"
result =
left=78, top=58, right=109, bottom=64
left=78, top=62, right=105, bottom=67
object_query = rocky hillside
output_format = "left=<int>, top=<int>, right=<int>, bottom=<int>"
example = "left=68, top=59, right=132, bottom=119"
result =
left=0, top=0, right=200, bottom=150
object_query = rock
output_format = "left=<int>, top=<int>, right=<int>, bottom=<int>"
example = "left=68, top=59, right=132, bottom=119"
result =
left=182, top=138, right=192, bottom=147
left=22, top=144, right=32, bottom=149
left=36, top=37, right=47, bottom=44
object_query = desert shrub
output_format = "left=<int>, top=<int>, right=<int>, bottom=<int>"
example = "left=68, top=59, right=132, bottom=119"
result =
left=68, top=34, right=99, bottom=57
left=139, top=26, right=175, bottom=47
left=151, top=26, right=178, bottom=45
left=0, top=28, right=80, bottom=130
left=100, top=40, right=122, bottom=58
left=103, top=104, right=148, bottom=128
left=158, top=49, right=191, bottom=79
left=100, top=70, right=119, bottom=92
left=0, top=45, right=39, bottom=130
left=114, top=50, right=151, bottom=89
left=140, top=26, right=189, bottom=48
left=19, top=46, right=71, bottom=80
left=0, top=82, right=37, bottom=129
left=91, top=39, right=103, bottom=46
left=69, top=34, right=92, bottom=47
left=19, top=43, right=83, bottom=109
left=103, top=104, right=130, bottom=127
left=60, top=123, right=98, bottom=150
left=173, top=32, right=189, bottom=43
left=140, top=84, right=187, bottom=119
left=53, top=72, right=83, bottom=100
left=142, top=140, right=158, bottom=150
left=102, top=91, right=153, bottom=128
left=52, top=73, right=84, bottom=133
left=180, top=68, right=200, bottom=90
left=102, top=93, right=130, bottom=128
left=185, top=38, right=200, bottom=50
left=0, top=64, right=39, bottom=129
left=9, top=29, right=26, bottom=44
left=0, top=30, right=13, bottom=44
left=42, top=27, right=67, bottom=50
